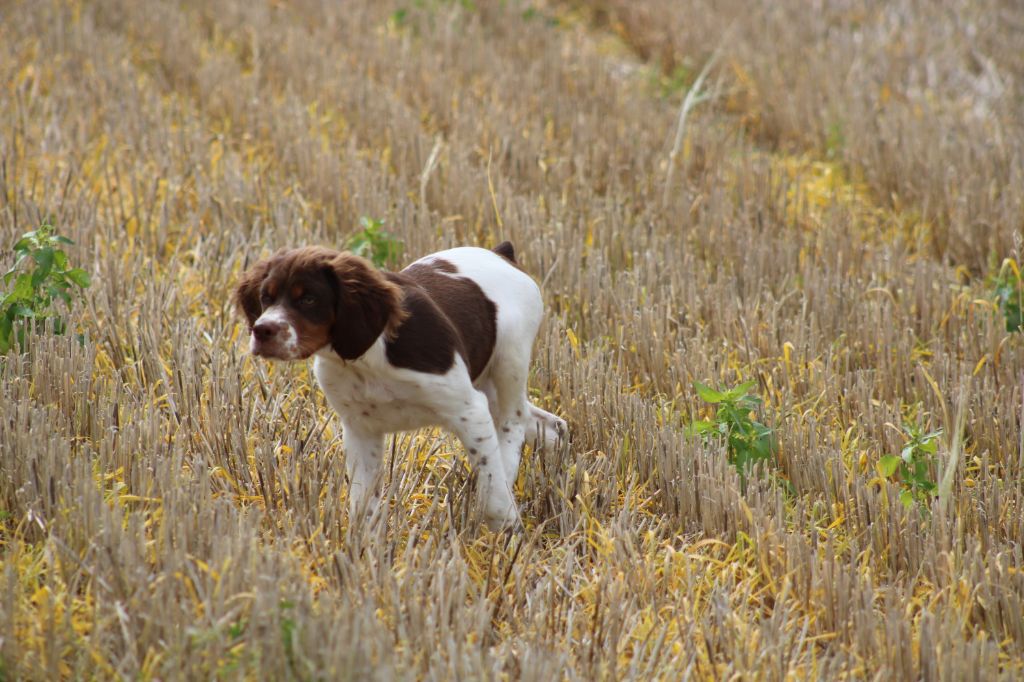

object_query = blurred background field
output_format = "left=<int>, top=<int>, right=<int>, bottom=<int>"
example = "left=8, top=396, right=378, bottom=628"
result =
left=2, top=0, right=1023, bottom=678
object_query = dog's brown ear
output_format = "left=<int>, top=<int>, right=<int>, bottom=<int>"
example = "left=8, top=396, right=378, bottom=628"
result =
left=328, top=253, right=407, bottom=360
left=233, top=257, right=274, bottom=326
left=492, top=241, right=516, bottom=263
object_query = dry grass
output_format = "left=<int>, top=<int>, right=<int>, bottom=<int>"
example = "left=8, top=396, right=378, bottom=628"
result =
left=2, top=0, right=1023, bottom=678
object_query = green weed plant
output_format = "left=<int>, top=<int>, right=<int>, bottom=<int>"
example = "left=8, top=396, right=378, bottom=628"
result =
left=1, top=222, right=90, bottom=353
left=989, top=258, right=1023, bottom=333
left=346, top=216, right=404, bottom=268
left=687, top=380, right=777, bottom=490
left=878, top=420, right=942, bottom=511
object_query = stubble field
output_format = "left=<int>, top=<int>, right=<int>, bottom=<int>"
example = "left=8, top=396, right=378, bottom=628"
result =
left=2, top=0, right=1024, bottom=679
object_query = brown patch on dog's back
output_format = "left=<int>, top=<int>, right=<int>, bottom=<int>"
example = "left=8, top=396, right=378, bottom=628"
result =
left=381, top=280, right=460, bottom=375
left=385, top=259, right=498, bottom=380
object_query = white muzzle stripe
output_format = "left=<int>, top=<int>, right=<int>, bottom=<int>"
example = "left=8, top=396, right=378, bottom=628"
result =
left=253, top=305, right=299, bottom=355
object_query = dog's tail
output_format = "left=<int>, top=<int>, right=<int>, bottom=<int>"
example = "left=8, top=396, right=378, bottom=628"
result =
left=492, top=241, right=516, bottom=263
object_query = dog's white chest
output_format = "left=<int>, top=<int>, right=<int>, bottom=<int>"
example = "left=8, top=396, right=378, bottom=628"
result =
left=312, top=352, right=438, bottom=432
left=316, top=362, right=395, bottom=404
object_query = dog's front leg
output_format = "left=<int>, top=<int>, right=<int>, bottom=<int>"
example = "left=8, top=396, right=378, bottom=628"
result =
left=341, top=421, right=385, bottom=519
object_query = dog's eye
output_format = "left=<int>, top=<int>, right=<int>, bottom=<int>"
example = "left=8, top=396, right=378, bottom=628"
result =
left=298, top=295, right=317, bottom=307
left=260, top=292, right=273, bottom=305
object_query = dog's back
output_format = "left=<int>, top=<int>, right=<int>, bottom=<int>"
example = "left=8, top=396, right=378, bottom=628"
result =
left=402, top=246, right=542, bottom=379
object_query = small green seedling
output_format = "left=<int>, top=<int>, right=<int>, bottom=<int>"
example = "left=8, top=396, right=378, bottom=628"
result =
left=825, top=120, right=845, bottom=160
left=878, top=421, right=942, bottom=511
left=1, top=222, right=91, bottom=353
left=346, top=216, right=404, bottom=268
left=658, top=63, right=695, bottom=99
left=278, top=599, right=300, bottom=675
left=990, top=258, right=1023, bottom=333
left=389, top=8, right=409, bottom=26
left=686, top=380, right=777, bottom=490
left=521, top=6, right=559, bottom=26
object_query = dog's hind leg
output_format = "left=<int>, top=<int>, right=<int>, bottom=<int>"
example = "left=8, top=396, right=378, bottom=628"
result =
left=444, top=385, right=520, bottom=530
left=527, top=404, right=568, bottom=449
left=485, top=346, right=534, bottom=485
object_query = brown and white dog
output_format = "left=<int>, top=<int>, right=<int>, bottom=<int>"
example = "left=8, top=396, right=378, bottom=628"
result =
left=233, top=242, right=566, bottom=528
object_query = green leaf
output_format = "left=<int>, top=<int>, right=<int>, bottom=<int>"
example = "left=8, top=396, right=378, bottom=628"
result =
left=718, top=404, right=742, bottom=425
left=899, top=489, right=915, bottom=509
left=694, top=381, right=725, bottom=404
left=47, top=284, right=72, bottom=305
left=3, top=252, right=28, bottom=280
left=229, top=620, right=247, bottom=639
left=65, top=268, right=91, bottom=288
left=878, top=455, right=901, bottom=477
left=359, top=215, right=384, bottom=231
left=6, top=273, right=34, bottom=304
left=31, top=248, right=55, bottom=286
left=750, top=435, right=773, bottom=461
left=32, top=246, right=55, bottom=269
left=0, top=315, right=12, bottom=353
left=8, top=302, right=35, bottom=319
left=1006, top=305, right=1023, bottom=333
left=723, top=380, right=757, bottom=401
left=12, top=235, right=34, bottom=253
left=54, top=235, right=74, bottom=245
left=737, top=394, right=761, bottom=410
left=684, top=420, right=715, bottom=437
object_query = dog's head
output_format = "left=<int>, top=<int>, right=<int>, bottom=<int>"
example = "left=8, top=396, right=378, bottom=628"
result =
left=233, top=247, right=406, bottom=361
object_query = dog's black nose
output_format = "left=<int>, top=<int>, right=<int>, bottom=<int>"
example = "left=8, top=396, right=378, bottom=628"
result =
left=252, top=321, right=283, bottom=342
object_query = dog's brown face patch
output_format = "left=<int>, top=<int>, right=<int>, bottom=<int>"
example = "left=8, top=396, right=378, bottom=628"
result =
left=281, top=268, right=337, bottom=358
left=237, top=250, right=339, bottom=359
